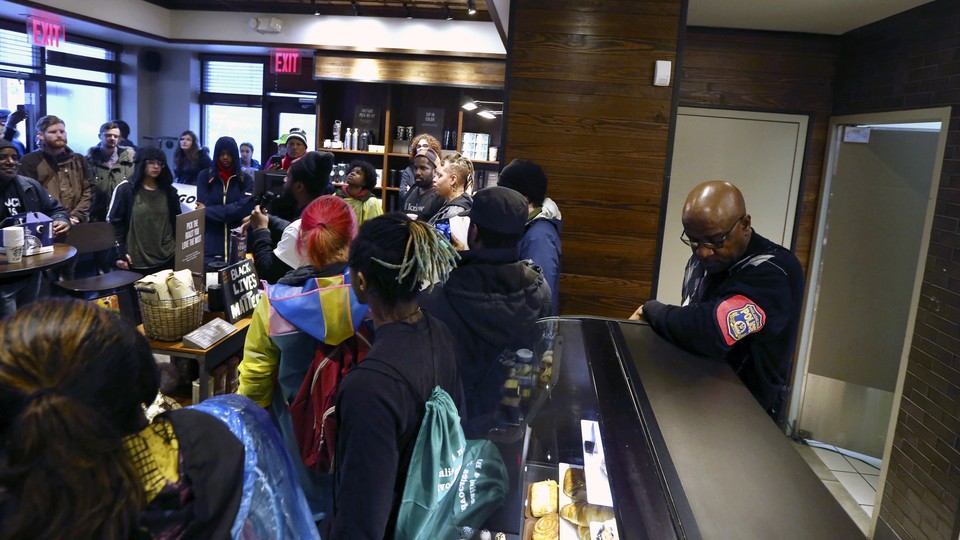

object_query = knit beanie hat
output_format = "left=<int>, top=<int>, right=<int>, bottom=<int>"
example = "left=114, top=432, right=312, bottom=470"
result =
left=468, top=186, right=528, bottom=235
left=289, top=151, right=335, bottom=195
left=414, top=146, right=441, bottom=169
left=0, top=139, right=15, bottom=152
left=286, top=128, right=308, bottom=146
left=498, top=158, right=548, bottom=205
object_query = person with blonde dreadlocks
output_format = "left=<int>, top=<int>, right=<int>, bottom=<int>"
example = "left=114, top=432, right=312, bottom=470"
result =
left=326, top=212, right=465, bottom=539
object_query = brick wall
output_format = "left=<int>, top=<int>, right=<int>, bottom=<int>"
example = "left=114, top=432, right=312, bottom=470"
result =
left=833, top=1, right=960, bottom=538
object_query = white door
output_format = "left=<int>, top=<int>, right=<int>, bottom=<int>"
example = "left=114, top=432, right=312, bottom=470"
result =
left=657, top=108, right=807, bottom=305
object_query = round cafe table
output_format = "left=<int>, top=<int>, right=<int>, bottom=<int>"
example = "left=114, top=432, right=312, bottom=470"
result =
left=0, top=244, right=77, bottom=279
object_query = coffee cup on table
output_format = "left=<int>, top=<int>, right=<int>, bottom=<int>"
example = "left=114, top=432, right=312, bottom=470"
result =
left=3, top=227, right=24, bottom=263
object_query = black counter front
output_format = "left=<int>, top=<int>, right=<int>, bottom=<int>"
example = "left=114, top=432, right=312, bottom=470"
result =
left=495, top=317, right=864, bottom=540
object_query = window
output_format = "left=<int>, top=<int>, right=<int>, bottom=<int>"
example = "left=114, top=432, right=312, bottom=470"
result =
left=204, top=105, right=262, bottom=156
left=200, top=57, right=264, bottom=158
left=0, top=20, right=119, bottom=154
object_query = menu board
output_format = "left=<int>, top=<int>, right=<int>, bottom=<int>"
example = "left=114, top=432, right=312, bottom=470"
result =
left=416, top=107, right=445, bottom=140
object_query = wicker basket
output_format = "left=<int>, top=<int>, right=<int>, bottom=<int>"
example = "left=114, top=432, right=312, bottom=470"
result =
left=137, top=288, right=204, bottom=341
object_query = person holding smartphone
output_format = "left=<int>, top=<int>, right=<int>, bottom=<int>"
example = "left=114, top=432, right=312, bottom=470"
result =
left=0, top=106, right=27, bottom=156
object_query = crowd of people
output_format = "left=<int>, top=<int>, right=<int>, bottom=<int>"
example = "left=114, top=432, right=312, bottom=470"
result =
left=0, top=111, right=567, bottom=538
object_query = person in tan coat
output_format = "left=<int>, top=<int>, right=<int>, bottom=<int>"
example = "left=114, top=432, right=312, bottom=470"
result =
left=17, top=114, right=92, bottom=224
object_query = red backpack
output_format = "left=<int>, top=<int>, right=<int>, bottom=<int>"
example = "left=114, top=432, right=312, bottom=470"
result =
left=287, top=325, right=373, bottom=473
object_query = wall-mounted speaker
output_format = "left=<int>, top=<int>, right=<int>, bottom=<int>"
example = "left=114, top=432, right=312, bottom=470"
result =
left=141, top=50, right=162, bottom=73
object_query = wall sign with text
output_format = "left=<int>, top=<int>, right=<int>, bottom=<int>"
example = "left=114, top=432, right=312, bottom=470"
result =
left=26, top=16, right=65, bottom=48
left=219, top=259, right=261, bottom=323
left=271, top=49, right=301, bottom=75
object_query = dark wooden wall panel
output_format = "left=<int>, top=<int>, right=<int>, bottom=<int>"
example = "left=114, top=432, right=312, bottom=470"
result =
left=504, top=0, right=683, bottom=317
left=831, top=1, right=960, bottom=538
left=678, top=28, right=840, bottom=273
left=313, top=55, right=505, bottom=87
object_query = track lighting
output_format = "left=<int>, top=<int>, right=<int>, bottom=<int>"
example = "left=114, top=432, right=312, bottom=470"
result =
left=313, top=0, right=320, bottom=16
left=477, top=108, right=497, bottom=120
left=467, top=0, right=477, bottom=15
left=403, top=2, right=413, bottom=19
left=444, top=4, right=454, bottom=20
left=352, top=0, right=362, bottom=16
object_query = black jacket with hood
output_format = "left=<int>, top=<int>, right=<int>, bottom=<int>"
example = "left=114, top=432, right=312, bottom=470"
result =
left=418, top=247, right=552, bottom=422
left=197, top=137, right=255, bottom=265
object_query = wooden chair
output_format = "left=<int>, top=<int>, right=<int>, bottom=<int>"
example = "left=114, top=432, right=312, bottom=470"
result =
left=52, top=222, right=143, bottom=322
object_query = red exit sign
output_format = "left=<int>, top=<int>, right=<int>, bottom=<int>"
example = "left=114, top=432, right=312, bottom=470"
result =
left=26, top=16, right=65, bottom=48
left=271, top=49, right=301, bottom=75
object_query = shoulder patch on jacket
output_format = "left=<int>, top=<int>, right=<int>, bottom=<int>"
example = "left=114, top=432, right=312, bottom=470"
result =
left=715, top=294, right=766, bottom=346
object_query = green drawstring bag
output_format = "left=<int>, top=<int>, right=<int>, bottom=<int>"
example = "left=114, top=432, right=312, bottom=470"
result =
left=394, top=386, right=509, bottom=540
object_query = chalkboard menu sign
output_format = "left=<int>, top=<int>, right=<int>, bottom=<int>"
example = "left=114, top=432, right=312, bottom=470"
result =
left=416, top=107, right=445, bottom=140
left=218, top=258, right=261, bottom=323
left=353, top=105, right=381, bottom=142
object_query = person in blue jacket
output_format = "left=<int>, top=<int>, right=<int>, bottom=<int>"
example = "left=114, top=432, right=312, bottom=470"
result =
left=197, top=136, right=255, bottom=266
left=497, top=159, right=562, bottom=316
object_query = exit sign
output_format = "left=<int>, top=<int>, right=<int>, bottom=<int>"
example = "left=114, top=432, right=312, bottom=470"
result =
left=26, top=16, right=65, bottom=48
left=271, top=49, right=301, bottom=75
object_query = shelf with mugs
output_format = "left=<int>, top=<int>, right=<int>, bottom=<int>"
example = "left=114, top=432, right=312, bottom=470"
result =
left=315, top=79, right=503, bottom=212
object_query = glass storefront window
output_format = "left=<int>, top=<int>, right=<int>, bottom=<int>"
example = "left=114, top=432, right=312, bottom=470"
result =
left=204, top=105, right=263, bottom=155
left=46, top=81, right=112, bottom=152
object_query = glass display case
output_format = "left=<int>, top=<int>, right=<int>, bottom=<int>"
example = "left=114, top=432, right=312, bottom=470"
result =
left=478, top=317, right=865, bottom=540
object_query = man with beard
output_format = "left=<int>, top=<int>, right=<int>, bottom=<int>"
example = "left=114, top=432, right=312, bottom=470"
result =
left=630, top=181, right=804, bottom=424
left=86, top=122, right=136, bottom=222
left=0, top=140, right=71, bottom=317
left=400, top=146, right=443, bottom=221
left=18, top=115, right=93, bottom=224
left=248, top=151, right=334, bottom=283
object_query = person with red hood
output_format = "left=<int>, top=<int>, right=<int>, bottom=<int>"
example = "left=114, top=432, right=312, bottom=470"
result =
left=197, top=136, right=255, bottom=266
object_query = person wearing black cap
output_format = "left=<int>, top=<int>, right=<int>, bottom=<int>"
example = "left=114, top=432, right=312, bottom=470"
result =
left=419, top=186, right=552, bottom=425
left=400, top=146, right=444, bottom=222
left=0, top=139, right=71, bottom=318
left=498, top=158, right=562, bottom=316
left=0, top=108, right=26, bottom=157
left=248, top=151, right=334, bottom=283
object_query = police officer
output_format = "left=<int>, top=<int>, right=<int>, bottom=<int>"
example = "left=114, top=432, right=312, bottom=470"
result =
left=630, top=181, right=804, bottom=423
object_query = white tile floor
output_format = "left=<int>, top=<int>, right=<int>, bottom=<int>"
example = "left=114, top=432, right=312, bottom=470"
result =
left=809, top=444, right=881, bottom=517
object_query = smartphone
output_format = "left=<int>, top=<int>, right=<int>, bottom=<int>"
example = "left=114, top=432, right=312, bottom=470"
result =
left=269, top=155, right=282, bottom=166
left=16, top=104, right=25, bottom=114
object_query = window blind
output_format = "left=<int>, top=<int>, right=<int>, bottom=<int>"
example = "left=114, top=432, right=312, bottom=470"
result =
left=203, top=61, right=263, bottom=96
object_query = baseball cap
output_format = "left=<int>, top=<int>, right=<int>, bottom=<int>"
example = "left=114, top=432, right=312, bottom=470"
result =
left=273, top=133, right=289, bottom=145
left=0, top=109, right=9, bottom=122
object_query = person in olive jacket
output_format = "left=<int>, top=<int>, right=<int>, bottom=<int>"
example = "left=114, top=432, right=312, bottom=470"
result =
left=196, top=136, right=254, bottom=266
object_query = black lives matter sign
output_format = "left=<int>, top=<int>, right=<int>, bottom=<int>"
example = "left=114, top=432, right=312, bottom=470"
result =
left=218, top=258, right=260, bottom=323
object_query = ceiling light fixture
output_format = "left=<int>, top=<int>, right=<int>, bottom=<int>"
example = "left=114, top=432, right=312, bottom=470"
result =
left=352, top=0, right=362, bottom=16
left=403, top=2, right=413, bottom=18
left=477, top=108, right=498, bottom=120
left=467, top=0, right=477, bottom=15
left=313, top=0, right=320, bottom=16
left=444, top=4, right=454, bottom=20
left=462, top=95, right=503, bottom=113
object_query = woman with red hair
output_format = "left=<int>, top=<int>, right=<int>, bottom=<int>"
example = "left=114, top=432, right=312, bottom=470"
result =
left=239, top=195, right=373, bottom=519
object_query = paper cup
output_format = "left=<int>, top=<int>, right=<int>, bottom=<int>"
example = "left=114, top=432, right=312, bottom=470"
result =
left=7, top=244, right=22, bottom=263
left=3, top=227, right=24, bottom=262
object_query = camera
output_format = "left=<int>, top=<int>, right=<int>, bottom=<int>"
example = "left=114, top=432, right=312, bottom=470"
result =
left=256, top=190, right=276, bottom=208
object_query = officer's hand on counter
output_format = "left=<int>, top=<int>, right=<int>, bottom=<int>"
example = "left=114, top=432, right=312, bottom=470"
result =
left=629, top=304, right=644, bottom=321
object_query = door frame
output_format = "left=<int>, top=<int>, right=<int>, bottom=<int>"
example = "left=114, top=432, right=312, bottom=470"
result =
left=789, top=106, right=951, bottom=534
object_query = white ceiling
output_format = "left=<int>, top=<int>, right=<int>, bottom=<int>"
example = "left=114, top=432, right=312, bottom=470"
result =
left=0, top=0, right=940, bottom=55
left=687, top=0, right=935, bottom=35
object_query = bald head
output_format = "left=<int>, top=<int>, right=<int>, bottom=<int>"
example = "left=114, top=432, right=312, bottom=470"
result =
left=681, top=181, right=752, bottom=273
left=682, top=181, right=746, bottom=227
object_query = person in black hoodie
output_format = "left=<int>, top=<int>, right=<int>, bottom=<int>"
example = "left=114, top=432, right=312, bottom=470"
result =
left=419, top=187, right=552, bottom=425
left=107, top=147, right=180, bottom=274
left=329, top=212, right=464, bottom=539
left=247, top=151, right=334, bottom=284
left=196, top=136, right=255, bottom=266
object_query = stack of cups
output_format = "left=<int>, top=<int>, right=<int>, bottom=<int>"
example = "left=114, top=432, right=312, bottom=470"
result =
left=3, top=226, right=24, bottom=263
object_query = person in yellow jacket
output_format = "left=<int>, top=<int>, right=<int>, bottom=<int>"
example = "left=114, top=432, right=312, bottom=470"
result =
left=334, top=159, right=382, bottom=227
